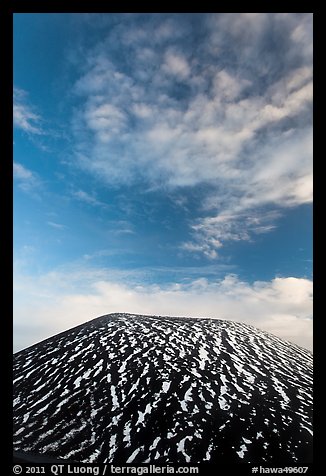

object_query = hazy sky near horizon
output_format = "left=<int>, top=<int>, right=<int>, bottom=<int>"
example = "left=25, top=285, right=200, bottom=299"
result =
left=13, top=13, right=313, bottom=351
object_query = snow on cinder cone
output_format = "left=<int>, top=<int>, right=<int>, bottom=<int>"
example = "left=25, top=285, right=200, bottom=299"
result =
left=13, top=313, right=313, bottom=464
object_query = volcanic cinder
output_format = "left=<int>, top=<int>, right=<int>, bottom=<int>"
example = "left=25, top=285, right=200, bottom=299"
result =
left=13, top=313, right=313, bottom=463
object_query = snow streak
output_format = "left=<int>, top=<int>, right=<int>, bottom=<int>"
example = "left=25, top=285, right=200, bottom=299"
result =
left=13, top=313, right=313, bottom=463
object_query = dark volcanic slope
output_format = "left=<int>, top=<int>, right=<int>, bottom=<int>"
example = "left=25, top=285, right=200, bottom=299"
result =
left=13, top=313, right=313, bottom=463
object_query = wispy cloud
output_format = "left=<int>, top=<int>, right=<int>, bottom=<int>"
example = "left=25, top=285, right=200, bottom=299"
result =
left=13, top=88, right=44, bottom=135
left=72, top=189, right=108, bottom=208
left=13, top=266, right=313, bottom=352
left=68, top=13, right=312, bottom=257
left=13, top=162, right=40, bottom=193
left=162, top=50, right=191, bottom=79
left=182, top=210, right=282, bottom=259
left=113, top=224, right=135, bottom=235
left=47, top=221, right=66, bottom=230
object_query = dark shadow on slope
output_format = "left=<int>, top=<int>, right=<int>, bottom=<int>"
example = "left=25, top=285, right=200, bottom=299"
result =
left=13, top=450, right=76, bottom=464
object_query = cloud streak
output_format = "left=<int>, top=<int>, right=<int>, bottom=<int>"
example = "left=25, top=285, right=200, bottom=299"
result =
left=47, top=221, right=66, bottom=230
left=13, top=162, right=41, bottom=193
left=13, top=88, right=44, bottom=135
left=72, top=189, right=108, bottom=208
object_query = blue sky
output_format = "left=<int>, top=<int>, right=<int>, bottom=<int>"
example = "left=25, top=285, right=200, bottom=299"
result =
left=13, top=13, right=313, bottom=351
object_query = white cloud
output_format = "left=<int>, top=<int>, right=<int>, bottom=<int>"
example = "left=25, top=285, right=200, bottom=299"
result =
left=184, top=127, right=312, bottom=258
left=213, top=70, right=251, bottom=101
left=84, top=101, right=127, bottom=142
left=13, top=162, right=40, bottom=193
left=69, top=13, right=312, bottom=256
left=13, top=88, right=43, bottom=134
left=112, top=220, right=135, bottom=235
left=13, top=268, right=313, bottom=352
left=13, top=162, right=33, bottom=180
left=72, top=189, right=108, bottom=208
left=71, top=31, right=312, bottom=183
left=132, top=102, right=153, bottom=119
left=47, top=221, right=66, bottom=230
left=162, top=51, right=191, bottom=79
left=181, top=241, right=219, bottom=260
left=154, top=19, right=179, bottom=41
